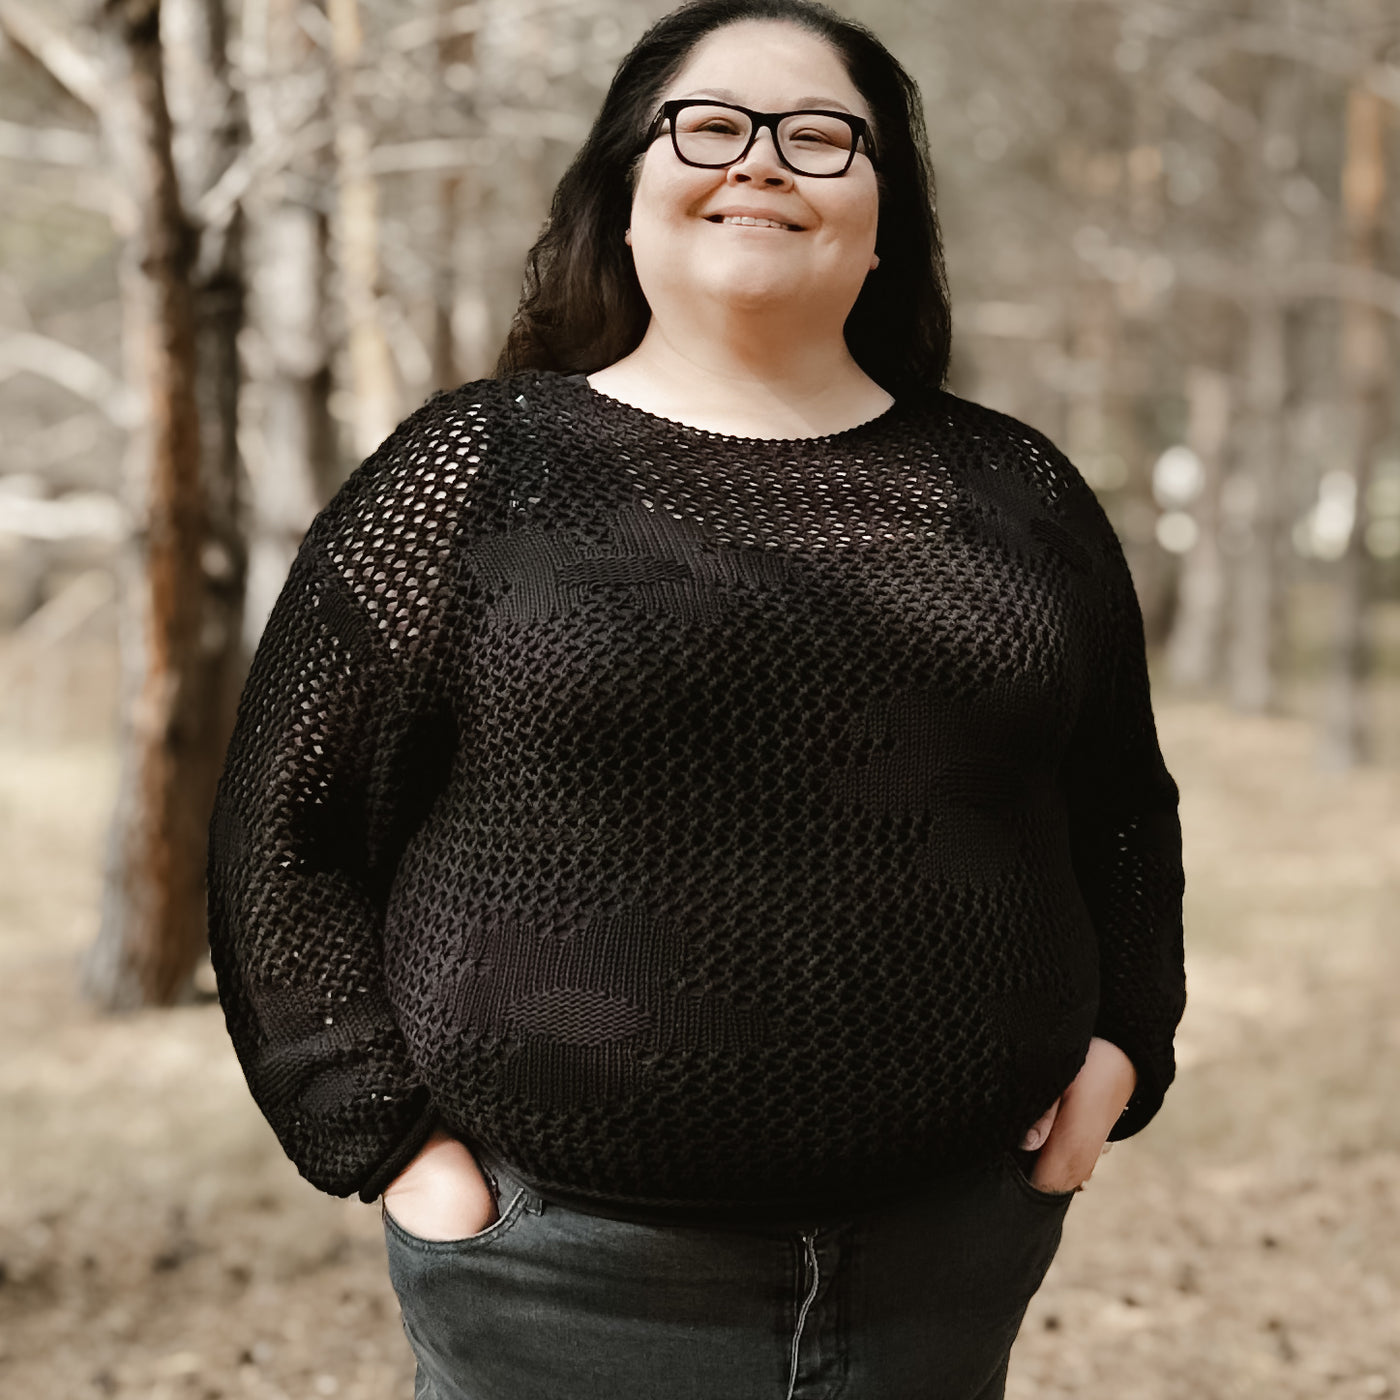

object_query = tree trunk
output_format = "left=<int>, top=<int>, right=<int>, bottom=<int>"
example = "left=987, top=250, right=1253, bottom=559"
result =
left=1227, top=61, right=1303, bottom=716
left=1167, top=366, right=1232, bottom=690
left=241, top=0, right=335, bottom=645
left=82, top=0, right=209, bottom=1008
left=454, top=179, right=494, bottom=381
left=431, top=172, right=462, bottom=393
left=328, top=0, right=398, bottom=458
left=1320, top=83, right=1390, bottom=769
left=429, top=2, right=477, bottom=393
left=1227, top=295, right=1287, bottom=714
left=161, top=0, right=248, bottom=938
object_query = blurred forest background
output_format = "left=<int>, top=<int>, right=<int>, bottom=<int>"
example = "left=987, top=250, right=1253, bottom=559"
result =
left=0, top=0, right=1397, bottom=1397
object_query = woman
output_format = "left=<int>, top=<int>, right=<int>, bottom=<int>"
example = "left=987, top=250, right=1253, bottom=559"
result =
left=207, top=1, right=1186, bottom=1396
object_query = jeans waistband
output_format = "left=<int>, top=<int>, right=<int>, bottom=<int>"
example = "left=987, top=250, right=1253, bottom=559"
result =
left=468, top=1144, right=1001, bottom=1235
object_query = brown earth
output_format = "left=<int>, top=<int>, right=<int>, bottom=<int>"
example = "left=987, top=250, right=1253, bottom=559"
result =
left=0, top=699, right=1397, bottom=1399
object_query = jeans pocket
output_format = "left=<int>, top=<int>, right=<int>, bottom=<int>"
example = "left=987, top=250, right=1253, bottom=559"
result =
left=383, top=1180, right=531, bottom=1254
left=1004, top=1150, right=1077, bottom=1208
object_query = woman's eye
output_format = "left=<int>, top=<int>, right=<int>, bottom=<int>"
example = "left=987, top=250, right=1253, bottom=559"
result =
left=695, top=119, right=742, bottom=135
left=790, top=128, right=839, bottom=146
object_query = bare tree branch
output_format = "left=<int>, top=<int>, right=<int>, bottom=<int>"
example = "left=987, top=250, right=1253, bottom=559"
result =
left=194, top=62, right=328, bottom=235
left=0, top=493, right=126, bottom=543
left=484, top=105, right=591, bottom=143
left=1286, top=261, right=1400, bottom=319
left=368, top=136, right=489, bottom=175
left=0, top=0, right=109, bottom=115
left=365, top=108, right=589, bottom=177
left=12, top=412, right=108, bottom=471
left=1176, top=255, right=1400, bottom=319
left=377, top=290, right=433, bottom=389
left=0, top=331, right=140, bottom=426
left=381, top=0, right=619, bottom=52
left=1204, top=24, right=1400, bottom=108
left=1211, top=19, right=1370, bottom=78
left=0, top=117, right=101, bottom=166
left=1155, top=16, right=1400, bottom=112
left=1162, top=63, right=1259, bottom=143
left=383, top=2, right=482, bottom=52
left=0, top=570, right=118, bottom=659
left=196, top=117, right=333, bottom=232
left=295, top=2, right=333, bottom=53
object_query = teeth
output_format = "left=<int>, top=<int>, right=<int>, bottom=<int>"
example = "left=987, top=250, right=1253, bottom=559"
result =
left=719, top=215, right=793, bottom=229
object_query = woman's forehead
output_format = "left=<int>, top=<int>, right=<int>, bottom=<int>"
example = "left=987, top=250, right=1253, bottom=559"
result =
left=676, top=84, right=859, bottom=116
left=666, top=22, right=870, bottom=119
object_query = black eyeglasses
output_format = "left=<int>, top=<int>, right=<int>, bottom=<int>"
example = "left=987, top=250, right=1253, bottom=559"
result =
left=646, top=99, right=877, bottom=178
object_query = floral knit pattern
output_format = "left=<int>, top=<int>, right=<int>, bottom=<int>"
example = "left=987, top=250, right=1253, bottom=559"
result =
left=207, top=372, right=1186, bottom=1211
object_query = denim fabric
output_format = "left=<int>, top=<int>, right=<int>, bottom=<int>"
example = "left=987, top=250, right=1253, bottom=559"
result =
left=383, top=1152, right=1072, bottom=1400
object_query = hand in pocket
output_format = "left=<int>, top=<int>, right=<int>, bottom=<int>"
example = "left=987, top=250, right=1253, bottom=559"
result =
left=381, top=1132, right=498, bottom=1241
left=1022, top=1037, right=1136, bottom=1194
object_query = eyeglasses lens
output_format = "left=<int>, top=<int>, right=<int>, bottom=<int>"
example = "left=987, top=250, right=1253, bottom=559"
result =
left=673, top=105, right=855, bottom=175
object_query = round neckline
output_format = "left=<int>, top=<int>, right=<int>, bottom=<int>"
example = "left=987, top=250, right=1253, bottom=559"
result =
left=559, top=371, right=905, bottom=448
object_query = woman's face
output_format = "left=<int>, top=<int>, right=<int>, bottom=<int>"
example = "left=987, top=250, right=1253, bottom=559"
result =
left=627, top=20, right=880, bottom=331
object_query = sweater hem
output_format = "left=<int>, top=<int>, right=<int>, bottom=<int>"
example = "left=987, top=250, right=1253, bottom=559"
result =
left=357, top=1099, right=440, bottom=1202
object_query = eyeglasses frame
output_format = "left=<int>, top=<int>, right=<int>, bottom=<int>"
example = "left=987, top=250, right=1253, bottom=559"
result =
left=645, top=99, right=878, bottom=178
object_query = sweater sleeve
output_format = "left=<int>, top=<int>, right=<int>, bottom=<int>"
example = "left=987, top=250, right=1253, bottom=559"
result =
left=207, top=389, right=496, bottom=1199
left=1061, top=485, right=1187, bottom=1140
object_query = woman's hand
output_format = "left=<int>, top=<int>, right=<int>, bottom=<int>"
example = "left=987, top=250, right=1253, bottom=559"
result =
left=1021, top=1037, right=1137, bottom=1194
left=380, top=1131, right=498, bottom=1241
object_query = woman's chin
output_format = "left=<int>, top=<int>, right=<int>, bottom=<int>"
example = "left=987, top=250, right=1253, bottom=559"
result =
left=700, top=266, right=817, bottom=314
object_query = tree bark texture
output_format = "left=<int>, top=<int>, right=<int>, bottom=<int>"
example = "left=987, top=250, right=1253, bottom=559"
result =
left=162, top=0, right=249, bottom=898
left=1320, top=83, right=1390, bottom=769
left=83, top=0, right=209, bottom=1007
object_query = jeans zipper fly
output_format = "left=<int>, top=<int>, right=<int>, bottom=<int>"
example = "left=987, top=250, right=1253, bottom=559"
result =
left=786, top=1230, right=821, bottom=1400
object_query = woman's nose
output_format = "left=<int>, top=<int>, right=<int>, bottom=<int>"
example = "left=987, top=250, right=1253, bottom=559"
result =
left=727, top=126, right=792, bottom=187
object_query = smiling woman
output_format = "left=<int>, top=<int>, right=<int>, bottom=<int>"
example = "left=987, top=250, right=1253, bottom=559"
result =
left=592, top=20, right=888, bottom=436
left=206, top=2, right=1186, bottom=1397
left=496, top=0, right=951, bottom=420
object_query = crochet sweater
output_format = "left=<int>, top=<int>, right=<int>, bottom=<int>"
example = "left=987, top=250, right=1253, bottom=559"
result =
left=207, top=371, right=1186, bottom=1216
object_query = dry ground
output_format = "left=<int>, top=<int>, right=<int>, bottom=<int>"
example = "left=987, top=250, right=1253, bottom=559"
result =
left=0, top=700, right=1397, bottom=1400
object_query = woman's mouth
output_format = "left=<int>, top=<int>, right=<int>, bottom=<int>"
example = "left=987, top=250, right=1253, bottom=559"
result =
left=706, top=215, right=802, bottom=231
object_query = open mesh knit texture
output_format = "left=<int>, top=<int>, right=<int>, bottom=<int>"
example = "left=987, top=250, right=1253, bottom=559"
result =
left=207, top=371, right=1186, bottom=1213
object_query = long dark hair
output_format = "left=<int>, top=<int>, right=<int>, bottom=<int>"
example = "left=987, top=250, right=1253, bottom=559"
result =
left=494, top=0, right=952, bottom=397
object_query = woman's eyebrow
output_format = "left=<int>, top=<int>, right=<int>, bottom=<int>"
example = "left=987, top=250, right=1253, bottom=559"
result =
left=676, top=87, right=856, bottom=113
left=791, top=96, right=855, bottom=112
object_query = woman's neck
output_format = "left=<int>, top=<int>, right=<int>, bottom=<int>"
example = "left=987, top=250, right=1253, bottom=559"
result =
left=587, top=318, right=893, bottom=440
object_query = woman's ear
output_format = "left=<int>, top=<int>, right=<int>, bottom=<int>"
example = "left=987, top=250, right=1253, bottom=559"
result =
left=625, top=227, right=633, bottom=247
left=869, top=252, right=880, bottom=270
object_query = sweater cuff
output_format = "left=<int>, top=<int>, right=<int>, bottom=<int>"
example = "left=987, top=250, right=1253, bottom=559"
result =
left=357, top=1098, right=440, bottom=1202
left=1092, top=1025, right=1173, bottom=1142
left=1107, top=1081, right=1160, bottom=1141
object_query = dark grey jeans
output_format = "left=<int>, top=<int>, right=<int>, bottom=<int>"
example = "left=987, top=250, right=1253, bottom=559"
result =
left=384, top=1152, right=1072, bottom=1400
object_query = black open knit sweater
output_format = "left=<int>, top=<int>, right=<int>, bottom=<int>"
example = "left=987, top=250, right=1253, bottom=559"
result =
left=207, top=371, right=1186, bottom=1217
